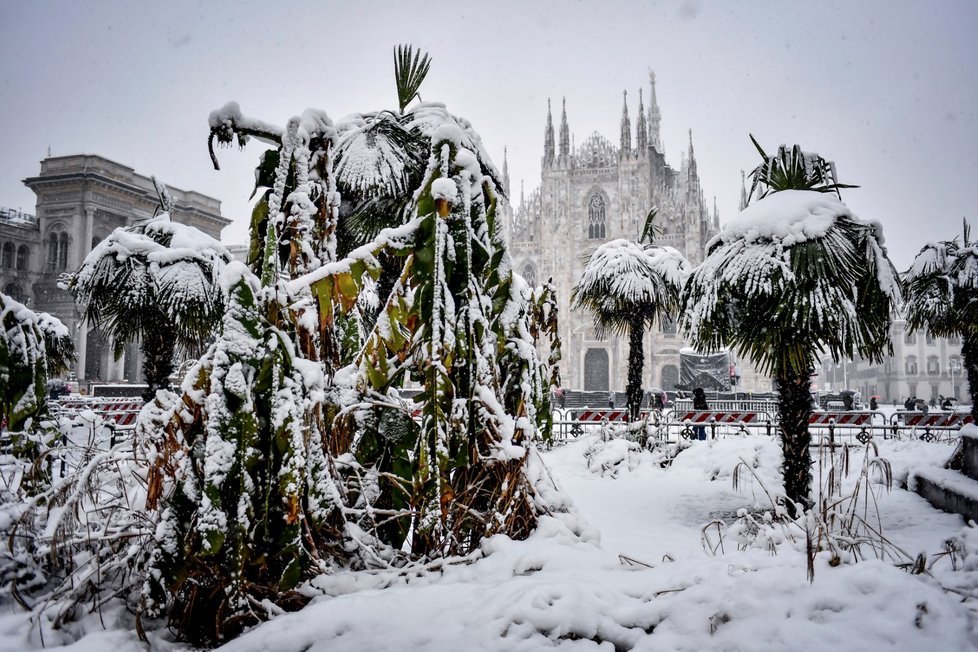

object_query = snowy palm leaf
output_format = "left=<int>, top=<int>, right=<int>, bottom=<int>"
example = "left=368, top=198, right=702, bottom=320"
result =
left=1, top=293, right=73, bottom=429
left=747, top=135, right=858, bottom=205
left=904, top=221, right=978, bottom=337
left=335, top=113, right=421, bottom=199
left=394, top=44, right=431, bottom=112
left=682, top=190, right=899, bottom=376
left=573, top=239, right=689, bottom=336
left=69, top=214, right=230, bottom=355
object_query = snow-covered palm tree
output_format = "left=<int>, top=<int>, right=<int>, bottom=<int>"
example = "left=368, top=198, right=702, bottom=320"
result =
left=0, top=292, right=74, bottom=430
left=682, top=142, right=900, bottom=512
left=67, top=182, right=230, bottom=401
left=573, top=222, right=689, bottom=421
left=903, top=220, right=978, bottom=417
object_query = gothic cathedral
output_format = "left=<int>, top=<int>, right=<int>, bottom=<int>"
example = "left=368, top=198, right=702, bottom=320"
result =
left=504, top=71, right=723, bottom=392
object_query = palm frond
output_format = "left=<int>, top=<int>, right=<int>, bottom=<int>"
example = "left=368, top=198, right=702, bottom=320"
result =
left=640, top=206, right=662, bottom=245
left=682, top=197, right=897, bottom=377
left=573, top=239, right=688, bottom=337
left=746, top=135, right=859, bottom=204
left=395, top=45, right=431, bottom=113
left=903, top=220, right=978, bottom=338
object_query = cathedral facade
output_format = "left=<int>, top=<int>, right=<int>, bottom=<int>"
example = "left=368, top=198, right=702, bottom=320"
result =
left=1, top=154, right=228, bottom=386
left=505, top=72, right=762, bottom=393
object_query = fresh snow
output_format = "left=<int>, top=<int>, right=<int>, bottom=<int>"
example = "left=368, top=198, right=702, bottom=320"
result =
left=710, top=190, right=848, bottom=249
left=3, top=433, right=977, bottom=651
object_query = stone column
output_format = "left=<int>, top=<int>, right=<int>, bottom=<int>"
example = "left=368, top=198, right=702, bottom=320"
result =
left=77, top=320, right=88, bottom=381
left=78, top=207, right=96, bottom=269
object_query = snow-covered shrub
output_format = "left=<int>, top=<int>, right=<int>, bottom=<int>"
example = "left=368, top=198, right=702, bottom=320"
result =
left=584, top=437, right=648, bottom=477
left=0, top=292, right=73, bottom=432
left=703, top=443, right=916, bottom=581
left=0, top=413, right=154, bottom=638
left=140, top=47, right=562, bottom=645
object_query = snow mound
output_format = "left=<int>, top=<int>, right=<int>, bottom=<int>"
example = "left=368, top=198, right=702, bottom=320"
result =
left=584, top=438, right=656, bottom=477
left=711, top=190, right=849, bottom=248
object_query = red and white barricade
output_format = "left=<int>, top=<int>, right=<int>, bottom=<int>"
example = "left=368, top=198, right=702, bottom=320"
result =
left=809, top=412, right=873, bottom=426
left=678, top=411, right=764, bottom=424
left=903, top=412, right=975, bottom=428
left=54, top=397, right=143, bottom=427
left=575, top=409, right=630, bottom=423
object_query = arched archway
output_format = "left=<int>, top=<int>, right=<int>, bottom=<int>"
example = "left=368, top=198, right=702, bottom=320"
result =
left=660, top=364, right=679, bottom=391
left=3, top=283, right=25, bottom=303
left=584, top=348, right=609, bottom=391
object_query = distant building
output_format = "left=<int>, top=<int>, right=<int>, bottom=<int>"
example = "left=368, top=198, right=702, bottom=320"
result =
left=0, top=154, right=229, bottom=387
left=818, top=318, right=971, bottom=406
left=505, top=71, right=767, bottom=393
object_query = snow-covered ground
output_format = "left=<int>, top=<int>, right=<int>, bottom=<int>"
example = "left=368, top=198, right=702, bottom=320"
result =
left=2, top=433, right=976, bottom=651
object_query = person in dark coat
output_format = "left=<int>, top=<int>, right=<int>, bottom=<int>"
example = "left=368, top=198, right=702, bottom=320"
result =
left=692, top=387, right=708, bottom=441
left=869, top=396, right=879, bottom=411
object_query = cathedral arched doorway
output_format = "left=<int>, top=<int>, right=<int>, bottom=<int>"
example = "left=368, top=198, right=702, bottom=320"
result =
left=660, top=364, right=679, bottom=391
left=583, top=348, right=609, bottom=391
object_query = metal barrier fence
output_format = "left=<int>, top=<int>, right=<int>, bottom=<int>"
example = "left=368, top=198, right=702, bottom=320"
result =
left=671, top=399, right=780, bottom=414
left=549, top=406, right=971, bottom=447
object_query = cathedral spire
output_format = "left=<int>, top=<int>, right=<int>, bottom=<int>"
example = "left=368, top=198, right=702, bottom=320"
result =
left=739, top=170, right=748, bottom=211
left=502, top=146, right=510, bottom=197
left=636, top=87, right=648, bottom=152
left=686, top=129, right=700, bottom=198
left=559, top=97, right=570, bottom=159
left=620, top=90, right=631, bottom=153
left=648, top=68, right=663, bottom=153
left=543, top=99, right=555, bottom=166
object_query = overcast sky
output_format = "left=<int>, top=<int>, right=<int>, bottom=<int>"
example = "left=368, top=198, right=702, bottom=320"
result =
left=1, top=0, right=976, bottom=270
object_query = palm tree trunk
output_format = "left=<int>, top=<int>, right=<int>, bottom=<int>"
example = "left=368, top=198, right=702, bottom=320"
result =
left=963, top=331, right=978, bottom=420
left=775, top=367, right=814, bottom=516
left=626, top=317, right=645, bottom=422
left=141, top=326, right=176, bottom=402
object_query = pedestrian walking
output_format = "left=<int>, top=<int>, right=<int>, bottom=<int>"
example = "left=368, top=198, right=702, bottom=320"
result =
left=693, top=387, right=708, bottom=441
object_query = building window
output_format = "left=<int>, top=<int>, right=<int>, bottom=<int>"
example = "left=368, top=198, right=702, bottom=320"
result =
left=925, top=333, right=936, bottom=346
left=926, top=356, right=939, bottom=375
left=949, top=335, right=960, bottom=345
left=1, top=242, right=12, bottom=269
left=58, top=232, right=69, bottom=270
left=520, top=262, right=538, bottom=289
left=661, top=315, right=677, bottom=335
left=16, top=245, right=29, bottom=271
left=905, top=356, right=917, bottom=375
left=904, top=331, right=916, bottom=345
left=587, top=194, right=606, bottom=239
left=47, top=233, right=58, bottom=271
left=584, top=348, right=610, bottom=391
